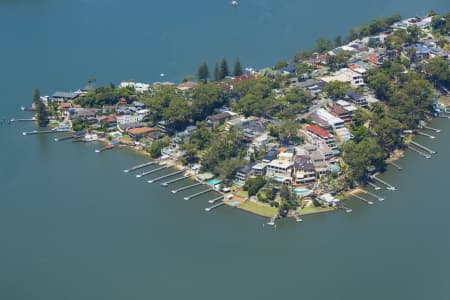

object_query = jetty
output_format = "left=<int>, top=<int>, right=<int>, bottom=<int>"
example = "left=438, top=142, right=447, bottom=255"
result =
left=360, top=189, right=384, bottom=201
left=148, top=168, right=186, bottom=183
left=267, top=215, right=277, bottom=226
left=417, top=131, right=435, bottom=139
left=368, top=182, right=381, bottom=190
left=135, top=165, right=169, bottom=178
left=423, top=126, right=441, bottom=133
left=352, top=193, right=373, bottom=205
left=161, top=175, right=189, bottom=186
left=22, top=129, right=70, bottom=136
left=10, top=117, right=36, bottom=122
left=95, top=145, right=113, bottom=153
left=123, top=161, right=156, bottom=173
left=204, top=201, right=225, bottom=212
left=388, top=161, right=402, bottom=170
left=208, top=196, right=224, bottom=204
left=172, top=182, right=202, bottom=193
left=410, top=140, right=436, bottom=155
left=407, top=144, right=431, bottom=158
left=184, top=188, right=214, bottom=200
left=54, top=135, right=75, bottom=142
left=293, top=214, right=303, bottom=222
left=371, top=175, right=397, bottom=191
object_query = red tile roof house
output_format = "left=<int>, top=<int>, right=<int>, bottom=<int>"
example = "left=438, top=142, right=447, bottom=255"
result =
left=127, top=127, right=156, bottom=140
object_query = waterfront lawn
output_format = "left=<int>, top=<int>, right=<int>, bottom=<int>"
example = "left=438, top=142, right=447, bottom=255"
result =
left=298, top=205, right=334, bottom=216
left=239, top=201, right=277, bottom=217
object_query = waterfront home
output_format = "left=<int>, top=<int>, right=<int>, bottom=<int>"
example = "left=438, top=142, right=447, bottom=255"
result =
left=346, top=90, right=368, bottom=108
left=58, top=102, right=72, bottom=111
left=310, top=151, right=329, bottom=178
left=207, top=111, right=234, bottom=127
left=293, top=156, right=316, bottom=185
left=335, top=127, right=353, bottom=143
left=266, top=159, right=293, bottom=178
left=262, top=149, right=278, bottom=163
left=319, top=193, right=340, bottom=207
left=69, top=108, right=98, bottom=119
left=391, top=16, right=432, bottom=30
left=177, top=81, right=198, bottom=92
left=127, top=127, right=155, bottom=140
left=119, top=81, right=151, bottom=93
left=51, top=91, right=79, bottom=101
left=252, top=163, right=267, bottom=177
left=235, top=163, right=256, bottom=182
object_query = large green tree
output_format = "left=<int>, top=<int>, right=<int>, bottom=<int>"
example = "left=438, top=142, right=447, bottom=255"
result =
left=197, top=63, right=209, bottom=83
left=233, top=58, right=243, bottom=76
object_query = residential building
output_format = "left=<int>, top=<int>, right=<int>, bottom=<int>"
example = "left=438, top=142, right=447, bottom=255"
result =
left=127, top=127, right=155, bottom=140
left=293, top=157, right=316, bottom=185
left=206, top=111, right=234, bottom=127
left=266, top=159, right=293, bottom=178
left=316, top=108, right=345, bottom=129
left=252, top=163, right=267, bottom=177
left=321, top=68, right=364, bottom=87
left=235, top=163, right=256, bottom=182
left=346, top=90, right=368, bottom=108
left=116, top=115, right=140, bottom=125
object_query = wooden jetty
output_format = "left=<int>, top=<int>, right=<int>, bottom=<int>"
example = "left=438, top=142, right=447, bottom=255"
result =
left=95, top=145, right=113, bottom=153
left=161, top=175, right=189, bottom=186
left=22, top=129, right=70, bottom=136
left=368, top=182, right=381, bottom=190
left=410, top=140, right=436, bottom=154
left=204, top=201, right=225, bottom=212
left=388, top=161, right=402, bottom=171
left=352, top=194, right=373, bottom=205
left=360, top=189, right=384, bottom=201
left=172, top=182, right=202, bottom=193
left=123, top=161, right=156, bottom=173
left=417, top=131, right=435, bottom=139
left=208, top=196, right=224, bottom=204
left=407, top=145, right=431, bottom=159
left=148, top=168, right=186, bottom=183
left=423, top=126, right=441, bottom=133
left=184, top=188, right=214, bottom=200
left=135, top=165, right=169, bottom=178
left=371, top=176, right=397, bottom=191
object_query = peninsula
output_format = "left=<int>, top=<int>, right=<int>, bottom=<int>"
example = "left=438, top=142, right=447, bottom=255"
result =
left=24, top=12, right=450, bottom=222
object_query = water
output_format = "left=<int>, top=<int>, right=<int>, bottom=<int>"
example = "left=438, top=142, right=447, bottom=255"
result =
left=1, top=1, right=450, bottom=299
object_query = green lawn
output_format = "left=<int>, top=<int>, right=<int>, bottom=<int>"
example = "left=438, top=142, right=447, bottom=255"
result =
left=239, top=201, right=277, bottom=217
left=298, top=205, right=335, bottom=216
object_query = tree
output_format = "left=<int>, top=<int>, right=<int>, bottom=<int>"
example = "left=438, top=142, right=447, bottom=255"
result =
left=32, top=87, right=40, bottom=104
left=334, top=35, right=343, bottom=47
left=295, top=62, right=312, bottom=76
left=219, top=58, right=229, bottom=80
left=244, top=176, right=266, bottom=196
left=214, top=63, right=220, bottom=81
left=35, top=101, right=49, bottom=128
left=314, top=37, right=333, bottom=53
left=426, top=57, right=450, bottom=87
left=233, top=58, right=243, bottom=76
left=273, top=61, right=288, bottom=70
left=323, top=81, right=349, bottom=99
left=147, top=137, right=170, bottom=158
left=407, top=25, right=421, bottom=43
left=181, top=75, right=193, bottom=82
left=197, top=63, right=209, bottom=83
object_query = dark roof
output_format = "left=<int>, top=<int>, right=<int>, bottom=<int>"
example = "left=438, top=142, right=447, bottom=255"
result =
left=263, top=150, right=278, bottom=161
left=238, top=163, right=256, bottom=175
left=52, top=92, right=79, bottom=99
left=207, top=112, right=232, bottom=122
left=346, top=90, right=364, bottom=101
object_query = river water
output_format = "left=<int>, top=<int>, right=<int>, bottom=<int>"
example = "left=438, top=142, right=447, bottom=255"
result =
left=1, top=1, right=450, bottom=299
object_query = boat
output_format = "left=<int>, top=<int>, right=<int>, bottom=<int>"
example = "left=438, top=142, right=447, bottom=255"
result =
left=84, top=133, right=98, bottom=142
left=231, top=0, right=238, bottom=6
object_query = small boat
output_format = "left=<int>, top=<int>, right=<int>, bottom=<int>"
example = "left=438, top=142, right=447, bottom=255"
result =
left=231, top=0, right=238, bottom=6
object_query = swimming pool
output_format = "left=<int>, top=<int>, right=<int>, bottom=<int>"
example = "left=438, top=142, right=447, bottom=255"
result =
left=207, top=179, right=222, bottom=186
left=293, top=189, right=311, bottom=195
left=227, top=200, right=240, bottom=207
left=163, top=149, right=176, bottom=155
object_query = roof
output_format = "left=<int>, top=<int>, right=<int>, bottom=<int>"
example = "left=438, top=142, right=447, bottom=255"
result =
left=346, top=90, right=364, bottom=101
left=177, top=81, right=198, bottom=90
left=306, top=125, right=331, bottom=139
left=128, top=127, right=155, bottom=135
left=207, top=112, right=232, bottom=122
left=52, top=92, right=79, bottom=99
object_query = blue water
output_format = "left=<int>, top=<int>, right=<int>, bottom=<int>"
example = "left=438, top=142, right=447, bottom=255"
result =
left=293, top=189, right=311, bottom=195
left=1, top=1, right=450, bottom=300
